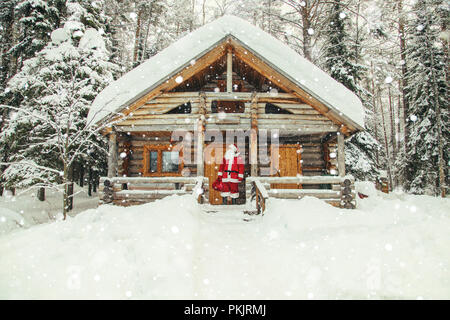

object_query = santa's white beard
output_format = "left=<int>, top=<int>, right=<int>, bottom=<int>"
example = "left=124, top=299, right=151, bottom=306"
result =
left=224, top=149, right=235, bottom=160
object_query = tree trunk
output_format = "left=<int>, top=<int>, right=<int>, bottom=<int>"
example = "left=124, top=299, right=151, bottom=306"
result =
left=79, top=164, right=84, bottom=187
left=388, top=86, right=396, bottom=173
left=370, top=62, right=379, bottom=166
left=93, top=172, right=98, bottom=193
left=202, top=0, right=206, bottom=25
left=37, top=187, right=45, bottom=201
left=398, top=0, right=409, bottom=151
left=88, top=167, right=92, bottom=197
left=133, top=9, right=143, bottom=64
left=63, top=164, right=68, bottom=220
left=67, top=182, right=74, bottom=212
left=379, top=94, right=393, bottom=191
left=300, top=5, right=312, bottom=61
left=428, top=37, right=446, bottom=197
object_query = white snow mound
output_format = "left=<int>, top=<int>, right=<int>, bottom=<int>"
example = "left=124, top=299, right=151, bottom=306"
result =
left=0, top=192, right=449, bottom=299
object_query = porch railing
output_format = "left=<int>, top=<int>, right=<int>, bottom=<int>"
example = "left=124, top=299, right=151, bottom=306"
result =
left=247, top=175, right=356, bottom=212
left=99, top=176, right=208, bottom=206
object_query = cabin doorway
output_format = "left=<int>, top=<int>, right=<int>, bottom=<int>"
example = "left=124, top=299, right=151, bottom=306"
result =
left=204, top=143, right=246, bottom=205
left=270, top=144, right=303, bottom=189
left=205, top=143, right=225, bottom=205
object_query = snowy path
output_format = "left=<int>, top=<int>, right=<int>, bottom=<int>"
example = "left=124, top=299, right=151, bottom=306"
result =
left=0, top=182, right=449, bottom=299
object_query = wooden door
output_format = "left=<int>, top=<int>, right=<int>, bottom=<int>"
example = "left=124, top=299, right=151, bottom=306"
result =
left=270, top=144, right=302, bottom=189
left=204, top=143, right=226, bottom=205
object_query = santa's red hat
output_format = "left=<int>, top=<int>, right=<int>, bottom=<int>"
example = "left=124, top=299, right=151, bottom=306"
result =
left=228, top=143, right=239, bottom=152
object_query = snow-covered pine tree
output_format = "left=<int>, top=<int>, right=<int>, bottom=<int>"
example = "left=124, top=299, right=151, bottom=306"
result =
left=322, top=0, right=380, bottom=181
left=131, top=0, right=168, bottom=67
left=11, top=0, right=66, bottom=63
left=403, top=0, right=448, bottom=196
left=0, top=6, right=118, bottom=217
left=0, top=0, right=18, bottom=89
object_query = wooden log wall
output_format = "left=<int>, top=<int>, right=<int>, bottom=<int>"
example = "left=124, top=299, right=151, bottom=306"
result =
left=114, top=92, right=338, bottom=133
left=112, top=91, right=340, bottom=184
left=117, top=132, right=198, bottom=178
left=258, top=134, right=327, bottom=179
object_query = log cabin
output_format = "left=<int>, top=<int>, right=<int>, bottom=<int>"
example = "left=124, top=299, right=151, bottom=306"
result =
left=89, top=15, right=365, bottom=211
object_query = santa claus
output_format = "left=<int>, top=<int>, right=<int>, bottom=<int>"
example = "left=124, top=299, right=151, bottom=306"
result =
left=217, top=144, right=245, bottom=204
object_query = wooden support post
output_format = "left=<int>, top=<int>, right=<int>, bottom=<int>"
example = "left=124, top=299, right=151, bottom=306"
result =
left=250, top=92, right=258, bottom=176
left=102, top=179, right=114, bottom=204
left=197, top=93, right=206, bottom=176
left=337, top=132, right=345, bottom=177
left=107, top=130, right=118, bottom=178
left=226, top=47, right=233, bottom=93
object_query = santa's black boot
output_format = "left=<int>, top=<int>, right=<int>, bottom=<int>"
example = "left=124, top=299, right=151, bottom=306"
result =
left=232, top=198, right=237, bottom=205
left=222, top=197, right=227, bottom=205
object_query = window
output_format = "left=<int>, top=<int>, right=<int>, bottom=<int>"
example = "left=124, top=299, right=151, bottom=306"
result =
left=265, top=103, right=293, bottom=114
left=165, top=102, right=191, bottom=114
left=162, top=151, right=179, bottom=173
left=143, top=145, right=183, bottom=176
left=149, top=151, right=158, bottom=173
left=211, top=100, right=245, bottom=113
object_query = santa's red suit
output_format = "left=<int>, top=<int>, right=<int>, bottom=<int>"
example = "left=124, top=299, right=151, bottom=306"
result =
left=218, top=144, right=244, bottom=199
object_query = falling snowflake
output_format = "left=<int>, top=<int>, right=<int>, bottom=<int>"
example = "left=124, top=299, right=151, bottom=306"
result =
left=339, top=12, right=346, bottom=19
left=410, top=114, right=418, bottom=122
left=307, top=28, right=314, bottom=35
left=120, top=152, right=127, bottom=159
left=384, top=76, right=393, bottom=84
left=416, top=24, right=424, bottom=31
left=175, top=76, right=183, bottom=83
left=217, top=112, right=229, bottom=121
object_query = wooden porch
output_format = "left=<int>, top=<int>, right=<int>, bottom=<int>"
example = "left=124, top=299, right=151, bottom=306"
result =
left=99, top=175, right=356, bottom=214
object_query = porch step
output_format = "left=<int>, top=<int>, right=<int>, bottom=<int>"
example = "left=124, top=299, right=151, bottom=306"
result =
left=200, top=204, right=261, bottom=223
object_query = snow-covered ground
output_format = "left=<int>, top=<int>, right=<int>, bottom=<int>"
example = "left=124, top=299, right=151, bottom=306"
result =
left=0, top=182, right=449, bottom=299
left=0, top=186, right=99, bottom=235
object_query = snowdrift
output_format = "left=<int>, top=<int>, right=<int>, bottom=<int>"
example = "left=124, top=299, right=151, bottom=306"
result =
left=0, top=187, right=449, bottom=299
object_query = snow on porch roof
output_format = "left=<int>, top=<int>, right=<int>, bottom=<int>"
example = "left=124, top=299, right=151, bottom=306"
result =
left=88, top=15, right=365, bottom=129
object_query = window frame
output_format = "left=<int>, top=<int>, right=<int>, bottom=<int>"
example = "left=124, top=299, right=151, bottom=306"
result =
left=211, top=100, right=245, bottom=113
left=143, top=144, right=184, bottom=177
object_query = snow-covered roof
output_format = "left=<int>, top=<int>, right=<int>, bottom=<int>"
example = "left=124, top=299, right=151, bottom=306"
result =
left=88, top=15, right=365, bottom=129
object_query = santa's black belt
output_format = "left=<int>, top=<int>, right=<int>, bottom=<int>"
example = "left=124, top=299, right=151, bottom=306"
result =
left=224, top=170, right=239, bottom=174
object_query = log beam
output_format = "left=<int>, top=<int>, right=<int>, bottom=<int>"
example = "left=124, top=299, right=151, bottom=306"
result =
left=197, top=92, right=206, bottom=176
left=337, top=132, right=345, bottom=177
left=227, top=47, right=233, bottom=93
left=250, top=92, right=258, bottom=176
left=107, top=130, right=118, bottom=177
